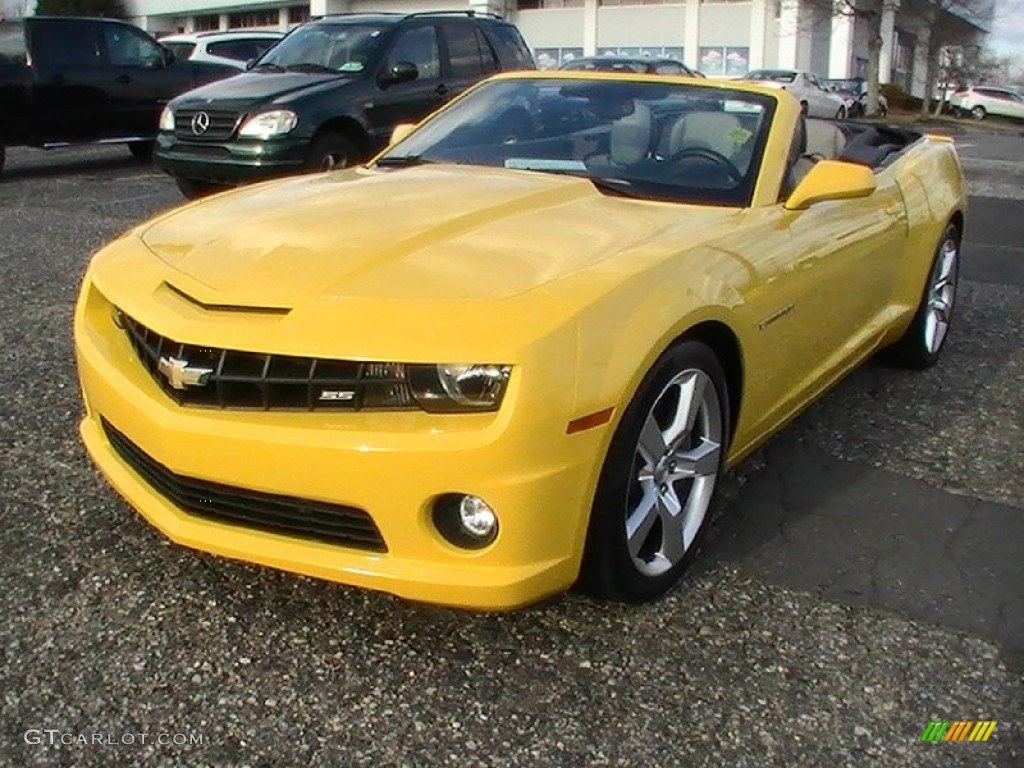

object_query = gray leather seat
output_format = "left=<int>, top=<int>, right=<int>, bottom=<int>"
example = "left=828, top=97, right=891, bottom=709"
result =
left=667, top=111, right=743, bottom=159
left=610, top=102, right=655, bottom=167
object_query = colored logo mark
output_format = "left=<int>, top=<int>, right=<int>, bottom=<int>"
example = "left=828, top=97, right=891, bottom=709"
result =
left=920, top=721, right=997, bottom=742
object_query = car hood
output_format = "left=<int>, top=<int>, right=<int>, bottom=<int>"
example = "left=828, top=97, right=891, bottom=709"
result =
left=170, top=71, right=353, bottom=109
left=136, top=165, right=738, bottom=309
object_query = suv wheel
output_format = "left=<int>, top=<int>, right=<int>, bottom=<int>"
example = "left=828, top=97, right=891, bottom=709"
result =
left=971, top=105, right=986, bottom=120
left=128, top=141, right=154, bottom=161
left=175, top=177, right=227, bottom=200
left=306, top=131, right=359, bottom=172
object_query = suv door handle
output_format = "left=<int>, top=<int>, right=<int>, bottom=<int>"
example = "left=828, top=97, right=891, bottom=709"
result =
left=435, top=83, right=449, bottom=96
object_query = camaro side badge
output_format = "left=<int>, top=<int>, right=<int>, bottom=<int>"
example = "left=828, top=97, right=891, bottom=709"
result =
left=157, top=356, right=213, bottom=390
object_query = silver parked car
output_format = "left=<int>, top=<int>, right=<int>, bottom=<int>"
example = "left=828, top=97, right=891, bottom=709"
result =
left=949, top=85, right=1024, bottom=120
left=161, top=30, right=284, bottom=70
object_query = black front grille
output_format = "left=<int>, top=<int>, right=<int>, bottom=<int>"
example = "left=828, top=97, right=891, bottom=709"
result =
left=174, top=109, right=241, bottom=141
left=102, top=418, right=387, bottom=552
left=119, top=312, right=417, bottom=411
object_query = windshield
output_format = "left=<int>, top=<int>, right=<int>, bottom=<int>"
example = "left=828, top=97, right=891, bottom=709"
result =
left=745, top=70, right=797, bottom=84
left=376, top=77, right=776, bottom=207
left=254, top=23, right=386, bottom=73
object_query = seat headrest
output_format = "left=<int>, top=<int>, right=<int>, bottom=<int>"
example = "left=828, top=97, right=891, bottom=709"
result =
left=610, top=103, right=654, bottom=166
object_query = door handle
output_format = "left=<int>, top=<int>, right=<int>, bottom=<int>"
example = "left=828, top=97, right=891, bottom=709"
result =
left=435, top=83, right=449, bottom=96
left=884, top=202, right=906, bottom=219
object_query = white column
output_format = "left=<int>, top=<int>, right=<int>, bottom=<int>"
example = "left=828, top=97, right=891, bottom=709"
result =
left=218, top=13, right=229, bottom=30
left=777, top=0, right=799, bottom=69
left=828, top=12, right=853, bottom=78
left=278, top=7, right=289, bottom=31
left=911, top=24, right=929, bottom=98
left=879, top=0, right=898, bottom=84
left=583, top=0, right=598, bottom=56
left=748, top=0, right=768, bottom=71
left=310, top=0, right=351, bottom=18
left=684, top=0, right=700, bottom=70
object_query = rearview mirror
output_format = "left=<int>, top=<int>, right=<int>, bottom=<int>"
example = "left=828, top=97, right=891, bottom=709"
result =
left=380, top=61, right=418, bottom=87
left=390, top=123, right=416, bottom=145
left=784, top=160, right=876, bottom=211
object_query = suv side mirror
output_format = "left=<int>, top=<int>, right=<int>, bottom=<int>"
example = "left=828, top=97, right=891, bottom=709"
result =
left=380, top=61, right=418, bottom=87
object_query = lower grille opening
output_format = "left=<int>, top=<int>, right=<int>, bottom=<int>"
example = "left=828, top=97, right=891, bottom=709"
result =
left=101, top=418, right=387, bottom=553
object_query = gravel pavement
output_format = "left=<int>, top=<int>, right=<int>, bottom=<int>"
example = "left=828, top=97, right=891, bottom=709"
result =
left=0, top=140, right=1021, bottom=767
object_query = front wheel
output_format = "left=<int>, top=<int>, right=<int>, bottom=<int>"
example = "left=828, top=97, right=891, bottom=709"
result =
left=305, top=131, right=359, bottom=172
left=128, top=141, right=154, bottom=161
left=174, top=177, right=228, bottom=200
left=971, top=105, right=986, bottom=120
left=884, top=224, right=960, bottom=369
left=579, top=340, right=730, bottom=602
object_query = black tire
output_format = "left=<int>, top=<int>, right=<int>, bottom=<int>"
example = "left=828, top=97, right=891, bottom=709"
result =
left=128, top=141, right=154, bottom=161
left=305, top=131, right=360, bottom=172
left=884, top=223, right=960, bottom=369
left=971, top=105, right=986, bottom=120
left=175, top=177, right=227, bottom=200
left=578, top=340, right=730, bottom=602
left=836, top=105, right=848, bottom=120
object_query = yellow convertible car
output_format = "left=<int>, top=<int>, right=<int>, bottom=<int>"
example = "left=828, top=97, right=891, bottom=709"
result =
left=75, top=72, right=965, bottom=609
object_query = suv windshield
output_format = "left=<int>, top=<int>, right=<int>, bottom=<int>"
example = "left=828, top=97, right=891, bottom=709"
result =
left=255, top=23, right=386, bottom=73
left=376, top=78, right=775, bottom=208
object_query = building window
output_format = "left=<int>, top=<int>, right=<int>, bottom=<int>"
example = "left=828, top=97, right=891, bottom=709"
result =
left=599, top=0, right=682, bottom=5
left=288, top=5, right=310, bottom=25
left=193, top=14, right=219, bottom=32
left=228, top=10, right=280, bottom=29
left=518, top=0, right=584, bottom=8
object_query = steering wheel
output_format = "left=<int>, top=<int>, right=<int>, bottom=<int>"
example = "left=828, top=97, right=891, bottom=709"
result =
left=668, top=147, right=742, bottom=183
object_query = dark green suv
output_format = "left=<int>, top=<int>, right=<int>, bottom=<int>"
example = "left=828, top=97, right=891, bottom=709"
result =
left=153, top=11, right=534, bottom=197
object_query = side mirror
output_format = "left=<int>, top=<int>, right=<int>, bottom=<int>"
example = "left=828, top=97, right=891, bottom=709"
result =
left=784, top=160, right=876, bottom=211
left=380, top=60, right=418, bottom=87
left=390, top=123, right=416, bottom=145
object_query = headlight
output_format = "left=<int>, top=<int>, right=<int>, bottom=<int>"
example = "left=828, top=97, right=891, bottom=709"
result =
left=159, top=106, right=174, bottom=132
left=408, top=364, right=512, bottom=413
left=238, top=109, right=298, bottom=139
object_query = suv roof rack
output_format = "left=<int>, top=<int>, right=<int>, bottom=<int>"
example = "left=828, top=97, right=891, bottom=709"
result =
left=317, top=10, right=504, bottom=21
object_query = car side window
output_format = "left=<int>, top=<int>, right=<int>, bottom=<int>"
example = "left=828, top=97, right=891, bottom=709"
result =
left=0, top=23, right=28, bottom=65
left=103, top=24, right=163, bottom=68
left=487, top=24, right=533, bottom=69
left=655, top=63, right=684, bottom=75
left=29, top=21, right=101, bottom=67
left=444, top=23, right=485, bottom=78
left=208, top=40, right=261, bottom=61
left=385, top=25, right=440, bottom=80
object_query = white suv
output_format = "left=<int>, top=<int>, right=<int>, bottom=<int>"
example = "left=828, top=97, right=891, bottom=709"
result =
left=950, top=85, right=1024, bottom=121
left=161, top=30, right=284, bottom=70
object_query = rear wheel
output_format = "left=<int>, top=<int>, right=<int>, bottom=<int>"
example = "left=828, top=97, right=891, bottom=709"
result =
left=885, top=224, right=960, bottom=369
left=305, top=131, right=359, bottom=172
left=971, top=105, right=986, bottom=120
left=579, top=340, right=730, bottom=602
left=175, top=177, right=227, bottom=200
left=128, top=141, right=154, bottom=161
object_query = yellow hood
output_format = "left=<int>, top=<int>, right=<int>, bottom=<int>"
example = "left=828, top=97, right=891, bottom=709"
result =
left=139, top=165, right=735, bottom=308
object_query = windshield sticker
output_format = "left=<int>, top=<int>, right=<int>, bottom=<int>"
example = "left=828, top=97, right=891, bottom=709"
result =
left=728, top=127, right=754, bottom=144
left=504, top=158, right=588, bottom=172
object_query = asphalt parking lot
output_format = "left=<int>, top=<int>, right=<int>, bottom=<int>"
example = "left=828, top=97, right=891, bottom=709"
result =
left=1, top=130, right=1021, bottom=767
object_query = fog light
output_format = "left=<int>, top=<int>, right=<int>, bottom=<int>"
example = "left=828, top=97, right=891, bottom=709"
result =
left=433, top=494, right=498, bottom=549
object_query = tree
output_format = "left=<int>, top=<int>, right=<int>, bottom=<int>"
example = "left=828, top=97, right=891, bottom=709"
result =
left=812, top=0, right=893, bottom=117
left=34, top=0, right=127, bottom=18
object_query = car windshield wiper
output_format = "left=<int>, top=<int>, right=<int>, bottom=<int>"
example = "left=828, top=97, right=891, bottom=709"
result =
left=535, top=168, right=651, bottom=200
left=374, top=155, right=432, bottom=168
left=284, top=63, right=337, bottom=73
left=251, top=63, right=284, bottom=72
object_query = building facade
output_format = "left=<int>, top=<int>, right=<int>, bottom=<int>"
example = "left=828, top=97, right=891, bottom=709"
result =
left=11, top=0, right=989, bottom=97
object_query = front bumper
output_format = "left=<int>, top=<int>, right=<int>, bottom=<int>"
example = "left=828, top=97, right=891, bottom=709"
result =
left=74, top=272, right=609, bottom=610
left=154, top=132, right=308, bottom=184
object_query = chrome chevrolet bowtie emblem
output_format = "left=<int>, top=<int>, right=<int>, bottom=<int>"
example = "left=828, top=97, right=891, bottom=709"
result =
left=190, top=111, right=210, bottom=135
left=157, top=356, right=213, bottom=390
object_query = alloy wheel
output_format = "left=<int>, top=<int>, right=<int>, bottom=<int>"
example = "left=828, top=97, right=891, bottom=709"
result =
left=624, top=369, right=723, bottom=577
left=924, top=234, right=958, bottom=354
